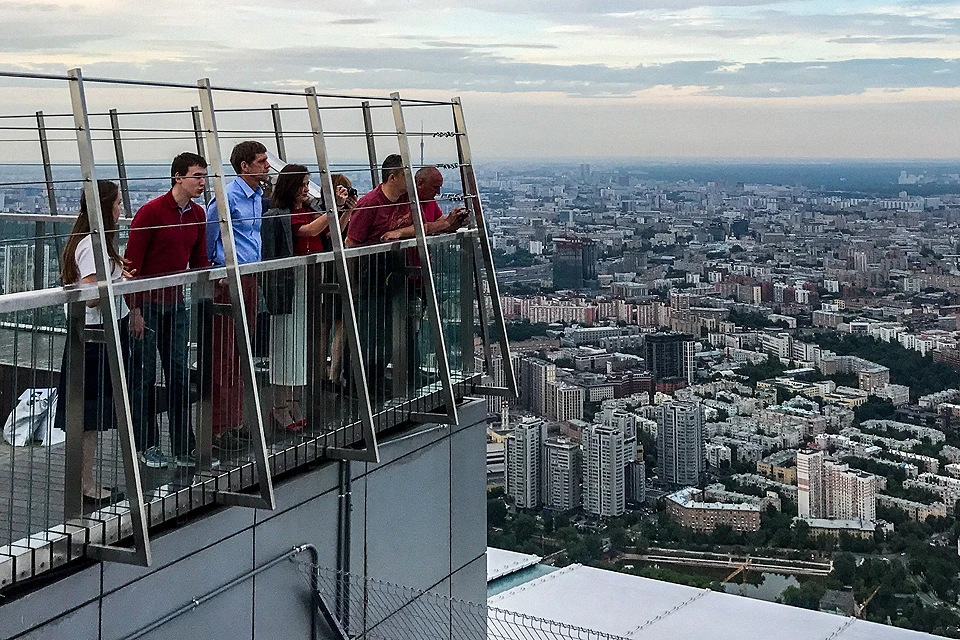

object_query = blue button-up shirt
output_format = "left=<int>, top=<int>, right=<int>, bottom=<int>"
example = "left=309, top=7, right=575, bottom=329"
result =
left=206, top=177, right=263, bottom=266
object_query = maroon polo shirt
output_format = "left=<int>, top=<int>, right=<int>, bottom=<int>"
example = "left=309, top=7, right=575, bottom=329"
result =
left=124, top=191, right=209, bottom=308
left=346, top=185, right=410, bottom=247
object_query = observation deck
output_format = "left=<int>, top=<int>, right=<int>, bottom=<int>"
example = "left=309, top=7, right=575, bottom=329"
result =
left=0, top=69, right=519, bottom=640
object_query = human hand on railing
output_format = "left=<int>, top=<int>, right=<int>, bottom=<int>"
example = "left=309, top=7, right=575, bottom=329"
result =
left=129, top=308, right=145, bottom=339
left=381, top=228, right=405, bottom=242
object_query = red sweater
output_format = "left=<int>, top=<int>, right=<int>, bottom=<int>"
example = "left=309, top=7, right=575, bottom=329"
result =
left=124, top=191, right=209, bottom=308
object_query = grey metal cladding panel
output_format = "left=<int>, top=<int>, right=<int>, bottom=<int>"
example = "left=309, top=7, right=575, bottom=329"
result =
left=0, top=562, right=101, bottom=640
left=450, top=554, right=487, bottom=606
left=369, top=422, right=453, bottom=467
left=252, top=488, right=339, bottom=572
left=102, top=502, right=255, bottom=594
left=253, top=554, right=312, bottom=640
left=449, top=421, right=487, bottom=572
left=450, top=399, right=487, bottom=437
left=362, top=439, right=451, bottom=592
left=252, top=560, right=316, bottom=640
left=128, top=582, right=254, bottom=640
left=99, top=530, right=255, bottom=640
left=10, top=600, right=100, bottom=640
left=255, top=459, right=340, bottom=523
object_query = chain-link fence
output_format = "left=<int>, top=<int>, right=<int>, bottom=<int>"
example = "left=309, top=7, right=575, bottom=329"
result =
left=301, top=564, right=630, bottom=640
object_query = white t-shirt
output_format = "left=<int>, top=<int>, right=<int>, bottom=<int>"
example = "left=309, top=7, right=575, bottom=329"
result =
left=72, top=234, right=129, bottom=326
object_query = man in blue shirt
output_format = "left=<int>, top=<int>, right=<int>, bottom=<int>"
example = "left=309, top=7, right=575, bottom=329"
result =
left=205, top=141, right=270, bottom=448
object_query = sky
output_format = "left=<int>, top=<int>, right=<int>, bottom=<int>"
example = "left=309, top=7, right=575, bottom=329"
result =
left=0, top=0, right=959, bottom=160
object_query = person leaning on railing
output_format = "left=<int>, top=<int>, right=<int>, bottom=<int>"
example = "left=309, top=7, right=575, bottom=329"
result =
left=205, top=141, right=270, bottom=451
left=379, top=166, right=469, bottom=389
left=53, top=180, right=133, bottom=508
left=344, top=154, right=411, bottom=402
left=261, top=164, right=355, bottom=431
left=124, top=152, right=212, bottom=470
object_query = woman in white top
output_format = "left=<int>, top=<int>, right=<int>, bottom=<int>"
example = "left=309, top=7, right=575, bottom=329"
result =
left=54, top=180, right=132, bottom=507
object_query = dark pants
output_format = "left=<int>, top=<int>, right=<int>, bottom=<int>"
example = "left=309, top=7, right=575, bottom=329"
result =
left=54, top=318, right=131, bottom=433
left=355, top=255, right=396, bottom=405
left=129, top=301, right=195, bottom=457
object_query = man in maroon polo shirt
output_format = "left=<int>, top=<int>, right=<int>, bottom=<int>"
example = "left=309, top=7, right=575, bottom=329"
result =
left=343, top=155, right=409, bottom=401
left=125, top=152, right=210, bottom=468
left=379, top=166, right=467, bottom=242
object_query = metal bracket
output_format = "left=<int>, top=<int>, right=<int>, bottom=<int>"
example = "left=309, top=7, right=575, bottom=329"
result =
left=305, top=86, right=381, bottom=464
left=409, top=411, right=457, bottom=425
left=391, top=92, right=460, bottom=426
left=470, top=386, right=513, bottom=398
left=67, top=67, right=151, bottom=566
left=197, top=78, right=276, bottom=510
left=452, top=98, right=518, bottom=400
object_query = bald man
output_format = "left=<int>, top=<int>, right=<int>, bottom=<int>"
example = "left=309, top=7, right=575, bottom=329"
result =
left=380, top=166, right=467, bottom=242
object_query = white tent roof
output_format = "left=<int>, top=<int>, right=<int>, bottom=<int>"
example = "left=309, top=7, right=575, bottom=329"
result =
left=488, top=563, right=945, bottom=640
left=486, top=547, right=542, bottom=582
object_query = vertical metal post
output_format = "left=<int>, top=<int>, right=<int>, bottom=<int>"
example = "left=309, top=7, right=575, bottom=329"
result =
left=37, top=112, right=58, bottom=217
left=197, top=78, right=275, bottom=509
left=305, top=86, right=378, bottom=463
left=460, top=235, right=475, bottom=376
left=67, top=67, right=151, bottom=566
left=36, top=111, right=57, bottom=287
left=62, top=301, right=86, bottom=519
left=361, top=101, right=379, bottom=189
left=191, top=106, right=211, bottom=206
left=271, top=103, right=287, bottom=162
left=109, top=109, right=132, bottom=217
left=391, top=92, right=458, bottom=424
left=32, top=222, right=45, bottom=290
left=452, top=98, right=518, bottom=398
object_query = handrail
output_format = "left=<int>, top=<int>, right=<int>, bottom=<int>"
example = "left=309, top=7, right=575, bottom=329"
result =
left=0, top=70, right=452, bottom=105
left=0, top=229, right=479, bottom=314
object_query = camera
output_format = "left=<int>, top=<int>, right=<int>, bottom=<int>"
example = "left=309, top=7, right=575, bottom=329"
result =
left=348, top=187, right=358, bottom=199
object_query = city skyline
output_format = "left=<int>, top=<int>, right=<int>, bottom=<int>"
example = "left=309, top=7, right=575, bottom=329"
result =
left=0, top=1, right=959, bottom=159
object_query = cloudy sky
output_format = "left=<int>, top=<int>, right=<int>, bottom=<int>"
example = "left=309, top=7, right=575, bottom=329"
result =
left=1, top=0, right=959, bottom=159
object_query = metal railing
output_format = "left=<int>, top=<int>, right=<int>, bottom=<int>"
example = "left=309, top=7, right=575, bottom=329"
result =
left=0, top=68, right=517, bottom=588
left=304, top=565, right=631, bottom=640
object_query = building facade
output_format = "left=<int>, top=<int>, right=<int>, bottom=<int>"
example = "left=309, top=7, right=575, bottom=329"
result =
left=797, top=449, right=877, bottom=522
left=657, top=402, right=704, bottom=487
left=544, top=436, right=582, bottom=512
left=645, top=331, right=695, bottom=385
left=505, top=417, right=544, bottom=509
left=582, top=424, right=626, bottom=517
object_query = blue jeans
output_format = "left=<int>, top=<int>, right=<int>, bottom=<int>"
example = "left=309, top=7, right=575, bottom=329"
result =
left=129, top=302, right=195, bottom=456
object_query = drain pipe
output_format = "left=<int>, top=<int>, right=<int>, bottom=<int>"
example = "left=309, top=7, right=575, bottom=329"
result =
left=122, top=544, right=319, bottom=640
left=335, top=459, right=353, bottom=630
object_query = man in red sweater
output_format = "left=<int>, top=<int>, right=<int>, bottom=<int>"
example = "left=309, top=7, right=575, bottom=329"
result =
left=125, top=152, right=211, bottom=469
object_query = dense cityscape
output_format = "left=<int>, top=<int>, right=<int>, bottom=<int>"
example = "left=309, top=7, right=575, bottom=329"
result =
left=5, top=158, right=960, bottom=635
left=477, top=160, right=960, bottom=637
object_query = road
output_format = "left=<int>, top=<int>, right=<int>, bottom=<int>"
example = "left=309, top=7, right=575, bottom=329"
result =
left=617, top=547, right=833, bottom=577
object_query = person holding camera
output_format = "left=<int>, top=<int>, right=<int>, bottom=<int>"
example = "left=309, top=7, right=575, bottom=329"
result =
left=261, top=165, right=355, bottom=431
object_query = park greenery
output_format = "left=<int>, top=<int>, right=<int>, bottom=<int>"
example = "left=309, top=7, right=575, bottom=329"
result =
left=490, top=320, right=552, bottom=343
left=814, top=333, right=960, bottom=398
